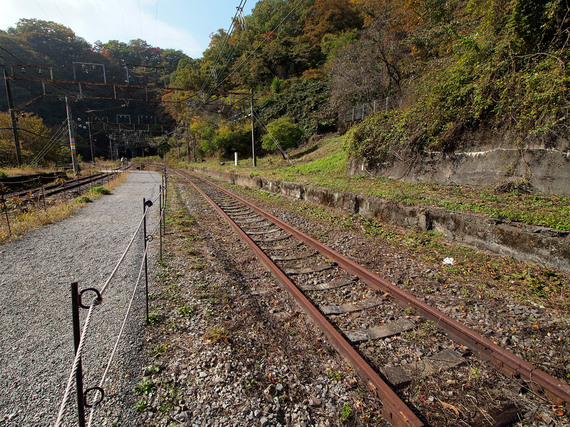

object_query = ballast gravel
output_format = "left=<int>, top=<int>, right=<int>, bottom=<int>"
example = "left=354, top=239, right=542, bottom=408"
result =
left=0, top=171, right=161, bottom=426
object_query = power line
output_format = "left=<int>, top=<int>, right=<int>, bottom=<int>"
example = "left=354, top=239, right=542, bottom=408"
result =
left=190, top=0, right=306, bottom=112
left=30, top=121, right=68, bottom=165
left=0, top=47, right=26, bottom=64
left=210, top=0, right=307, bottom=94
left=191, top=0, right=305, bottom=110
left=196, top=0, right=248, bottom=96
left=118, top=0, right=129, bottom=42
left=33, top=0, right=49, bottom=18
left=252, top=109, right=293, bottom=165
left=50, top=0, right=70, bottom=28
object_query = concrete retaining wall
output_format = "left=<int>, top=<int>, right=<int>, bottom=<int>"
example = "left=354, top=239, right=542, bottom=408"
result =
left=191, top=168, right=569, bottom=271
left=347, top=135, right=570, bottom=195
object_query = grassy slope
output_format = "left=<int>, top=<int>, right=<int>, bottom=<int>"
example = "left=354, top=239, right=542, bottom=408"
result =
left=180, top=135, right=570, bottom=232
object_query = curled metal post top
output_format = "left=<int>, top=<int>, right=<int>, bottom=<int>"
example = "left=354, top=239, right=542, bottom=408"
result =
left=79, top=288, right=102, bottom=309
left=84, top=386, right=104, bottom=408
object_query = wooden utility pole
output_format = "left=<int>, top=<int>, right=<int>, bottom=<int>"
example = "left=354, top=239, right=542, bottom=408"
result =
left=186, top=132, right=191, bottom=163
left=250, top=87, right=256, bottom=167
left=3, top=68, right=23, bottom=166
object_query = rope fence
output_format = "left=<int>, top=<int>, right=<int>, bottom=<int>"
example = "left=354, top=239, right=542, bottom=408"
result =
left=53, top=169, right=168, bottom=427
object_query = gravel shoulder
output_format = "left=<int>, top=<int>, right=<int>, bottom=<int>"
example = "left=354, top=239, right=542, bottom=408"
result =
left=0, top=170, right=161, bottom=426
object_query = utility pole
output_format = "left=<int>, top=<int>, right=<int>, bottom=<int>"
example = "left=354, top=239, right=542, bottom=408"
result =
left=186, top=129, right=191, bottom=163
left=87, top=120, right=95, bottom=164
left=65, top=97, right=79, bottom=175
left=250, top=87, right=256, bottom=167
left=3, top=68, right=23, bottom=166
left=109, top=133, right=114, bottom=160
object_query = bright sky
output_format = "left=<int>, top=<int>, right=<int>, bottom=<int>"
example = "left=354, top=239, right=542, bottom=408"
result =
left=0, top=0, right=256, bottom=58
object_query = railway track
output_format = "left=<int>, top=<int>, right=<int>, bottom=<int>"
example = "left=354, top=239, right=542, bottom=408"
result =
left=175, top=169, right=570, bottom=426
left=1, top=171, right=117, bottom=209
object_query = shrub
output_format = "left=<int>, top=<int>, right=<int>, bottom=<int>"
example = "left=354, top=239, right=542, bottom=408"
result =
left=74, top=195, right=91, bottom=203
left=262, top=117, right=305, bottom=154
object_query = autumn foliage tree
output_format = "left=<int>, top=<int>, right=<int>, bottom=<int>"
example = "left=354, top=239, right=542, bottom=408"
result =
left=0, top=113, right=65, bottom=165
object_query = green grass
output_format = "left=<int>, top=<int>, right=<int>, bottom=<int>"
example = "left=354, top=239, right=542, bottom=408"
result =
left=340, top=402, right=353, bottom=422
left=90, top=186, right=111, bottom=195
left=134, top=378, right=156, bottom=395
left=186, top=135, right=570, bottom=231
left=74, top=195, right=92, bottom=203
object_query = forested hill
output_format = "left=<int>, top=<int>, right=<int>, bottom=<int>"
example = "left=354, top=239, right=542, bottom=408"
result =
left=165, top=0, right=569, bottom=171
left=1, top=1, right=569, bottom=174
left=0, top=19, right=187, bottom=163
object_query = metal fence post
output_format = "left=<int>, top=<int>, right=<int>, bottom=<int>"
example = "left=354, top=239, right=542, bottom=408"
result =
left=162, top=170, right=167, bottom=236
left=164, top=168, right=168, bottom=205
left=143, top=198, right=153, bottom=323
left=1, top=196, right=11, bottom=236
left=159, top=185, right=163, bottom=262
left=71, top=282, right=86, bottom=427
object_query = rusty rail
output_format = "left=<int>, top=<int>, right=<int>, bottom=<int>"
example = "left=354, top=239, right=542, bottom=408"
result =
left=186, top=171, right=570, bottom=410
left=3, top=172, right=112, bottom=200
left=183, top=172, right=423, bottom=427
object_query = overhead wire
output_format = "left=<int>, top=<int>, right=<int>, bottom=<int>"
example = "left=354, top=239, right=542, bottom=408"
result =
left=33, top=0, right=49, bottom=18
left=0, top=46, right=26, bottom=64
left=207, top=0, right=307, bottom=96
left=138, top=0, right=143, bottom=41
left=252, top=109, right=293, bottom=165
left=50, top=0, right=70, bottom=28
left=187, top=0, right=306, bottom=112
left=118, top=0, right=129, bottom=42
left=196, top=0, right=248, bottom=97
left=30, top=121, right=68, bottom=165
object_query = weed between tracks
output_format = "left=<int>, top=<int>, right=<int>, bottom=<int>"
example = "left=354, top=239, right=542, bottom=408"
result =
left=224, top=181, right=570, bottom=409
left=238, top=184, right=570, bottom=313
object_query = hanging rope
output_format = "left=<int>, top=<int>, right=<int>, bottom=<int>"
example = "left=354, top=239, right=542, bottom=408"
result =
left=54, top=203, right=154, bottom=425
left=54, top=300, right=97, bottom=427
left=86, top=244, right=149, bottom=426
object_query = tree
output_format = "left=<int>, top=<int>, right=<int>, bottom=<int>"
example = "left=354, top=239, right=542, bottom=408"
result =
left=304, top=0, right=363, bottom=44
left=8, top=19, right=95, bottom=66
left=261, top=117, right=304, bottom=154
left=213, top=121, right=251, bottom=158
left=153, top=135, right=171, bottom=158
left=0, top=112, right=65, bottom=165
left=189, top=116, right=216, bottom=157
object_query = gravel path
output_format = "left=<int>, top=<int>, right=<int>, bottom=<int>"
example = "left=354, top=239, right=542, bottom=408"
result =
left=0, top=171, right=161, bottom=426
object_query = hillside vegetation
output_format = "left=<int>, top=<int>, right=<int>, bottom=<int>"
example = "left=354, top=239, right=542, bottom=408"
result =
left=0, top=19, right=187, bottom=164
left=165, top=0, right=569, bottom=170
left=1, top=1, right=568, bottom=187
left=184, top=135, right=570, bottom=232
